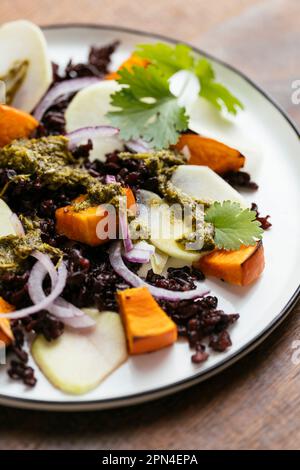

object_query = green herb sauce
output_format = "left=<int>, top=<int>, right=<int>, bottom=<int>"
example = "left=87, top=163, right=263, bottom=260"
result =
left=0, top=229, right=63, bottom=274
left=0, top=136, right=123, bottom=207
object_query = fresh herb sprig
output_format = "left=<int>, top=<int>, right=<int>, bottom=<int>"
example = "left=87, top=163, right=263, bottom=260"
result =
left=107, top=43, right=243, bottom=149
left=205, top=201, right=263, bottom=250
left=137, top=43, right=243, bottom=115
left=108, top=65, right=188, bottom=149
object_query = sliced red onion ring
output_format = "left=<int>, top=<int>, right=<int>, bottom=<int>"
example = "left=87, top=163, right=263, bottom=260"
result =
left=109, top=242, right=209, bottom=301
left=28, top=262, right=73, bottom=319
left=0, top=259, right=67, bottom=320
left=51, top=297, right=88, bottom=320
left=125, top=139, right=153, bottom=153
left=123, top=249, right=151, bottom=264
left=33, top=77, right=100, bottom=121
left=134, top=240, right=155, bottom=254
left=0, top=252, right=95, bottom=329
left=105, top=174, right=117, bottom=184
left=29, top=255, right=77, bottom=319
left=31, top=251, right=57, bottom=283
left=61, top=315, right=96, bottom=328
left=30, top=253, right=95, bottom=328
left=67, top=126, right=119, bottom=151
left=124, top=241, right=155, bottom=264
left=10, top=213, right=25, bottom=236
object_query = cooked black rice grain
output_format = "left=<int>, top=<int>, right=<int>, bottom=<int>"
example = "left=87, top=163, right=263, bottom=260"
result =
left=251, top=202, right=272, bottom=230
left=7, top=360, right=37, bottom=387
left=63, top=41, right=120, bottom=80
left=85, top=151, right=161, bottom=194
left=159, top=291, right=239, bottom=359
left=191, top=344, right=209, bottom=364
left=146, top=266, right=204, bottom=292
left=223, top=170, right=258, bottom=190
left=209, top=330, right=232, bottom=352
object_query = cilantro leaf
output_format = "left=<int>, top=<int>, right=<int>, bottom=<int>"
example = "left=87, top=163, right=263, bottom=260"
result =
left=107, top=65, right=188, bottom=149
left=136, top=43, right=243, bottom=114
left=199, top=80, right=244, bottom=115
left=136, top=43, right=194, bottom=76
left=205, top=201, right=263, bottom=250
left=193, top=57, right=215, bottom=81
left=194, top=57, right=243, bottom=114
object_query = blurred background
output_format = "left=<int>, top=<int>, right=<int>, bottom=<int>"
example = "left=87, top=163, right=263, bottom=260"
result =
left=2, top=0, right=299, bottom=124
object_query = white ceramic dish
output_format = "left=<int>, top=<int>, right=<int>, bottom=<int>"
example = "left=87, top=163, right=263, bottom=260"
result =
left=0, top=24, right=299, bottom=411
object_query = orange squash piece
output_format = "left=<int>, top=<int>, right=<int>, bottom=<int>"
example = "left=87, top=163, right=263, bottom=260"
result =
left=0, top=297, right=14, bottom=347
left=175, top=133, right=245, bottom=174
left=194, top=242, right=265, bottom=286
left=55, top=187, right=135, bottom=246
left=105, top=54, right=149, bottom=80
left=0, top=104, right=39, bottom=148
left=117, top=287, right=178, bottom=354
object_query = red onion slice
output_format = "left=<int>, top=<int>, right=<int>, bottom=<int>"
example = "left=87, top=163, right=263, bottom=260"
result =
left=124, top=241, right=155, bottom=264
left=52, top=298, right=88, bottom=319
left=109, top=242, right=209, bottom=301
left=0, top=252, right=95, bottom=329
left=33, top=77, right=100, bottom=121
left=60, top=315, right=96, bottom=329
left=28, top=262, right=74, bottom=319
left=105, top=174, right=117, bottom=184
left=28, top=265, right=74, bottom=320
left=125, top=139, right=152, bottom=153
left=0, top=259, right=67, bottom=320
left=30, top=253, right=95, bottom=327
left=31, top=251, right=57, bottom=284
left=123, top=249, right=151, bottom=264
left=67, top=126, right=119, bottom=151
left=134, top=240, right=155, bottom=254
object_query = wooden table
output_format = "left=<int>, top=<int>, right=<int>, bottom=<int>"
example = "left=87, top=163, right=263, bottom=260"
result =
left=1, top=0, right=300, bottom=450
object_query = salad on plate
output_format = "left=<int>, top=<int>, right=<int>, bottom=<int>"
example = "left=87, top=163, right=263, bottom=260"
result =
left=0, top=20, right=270, bottom=395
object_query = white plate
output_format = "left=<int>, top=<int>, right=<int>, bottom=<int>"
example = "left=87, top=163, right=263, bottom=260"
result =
left=0, top=24, right=299, bottom=411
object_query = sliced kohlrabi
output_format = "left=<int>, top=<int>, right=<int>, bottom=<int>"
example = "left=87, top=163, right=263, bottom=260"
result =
left=31, top=311, right=128, bottom=395
left=65, top=80, right=123, bottom=161
left=0, top=20, right=52, bottom=113
left=171, top=165, right=248, bottom=207
left=136, top=190, right=201, bottom=263
left=0, top=199, right=17, bottom=237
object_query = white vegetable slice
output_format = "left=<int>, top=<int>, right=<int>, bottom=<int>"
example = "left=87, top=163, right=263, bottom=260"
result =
left=0, top=20, right=52, bottom=113
left=65, top=80, right=123, bottom=161
left=150, top=249, right=169, bottom=275
left=136, top=189, right=162, bottom=207
left=151, top=234, right=201, bottom=263
left=31, top=311, right=128, bottom=395
left=0, top=199, right=17, bottom=237
left=136, top=190, right=201, bottom=263
left=171, top=165, right=248, bottom=207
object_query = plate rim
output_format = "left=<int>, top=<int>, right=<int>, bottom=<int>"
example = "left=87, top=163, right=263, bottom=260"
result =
left=1, top=22, right=299, bottom=411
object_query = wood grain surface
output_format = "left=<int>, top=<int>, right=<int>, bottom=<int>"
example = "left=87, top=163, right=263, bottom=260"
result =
left=0, top=0, right=300, bottom=450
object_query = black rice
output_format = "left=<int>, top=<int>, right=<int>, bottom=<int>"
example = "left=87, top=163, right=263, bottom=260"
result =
left=34, top=42, right=119, bottom=137
left=251, top=202, right=272, bottom=230
left=222, top=170, right=258, bottom=190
